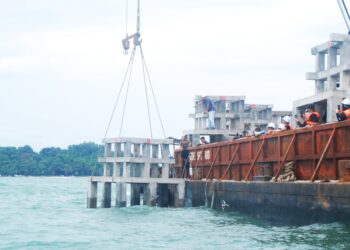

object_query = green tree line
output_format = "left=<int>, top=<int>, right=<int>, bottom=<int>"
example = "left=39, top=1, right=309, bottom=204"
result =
left=0, top=142, right=103, bottom=176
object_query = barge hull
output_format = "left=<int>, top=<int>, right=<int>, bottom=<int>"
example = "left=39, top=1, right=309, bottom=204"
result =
left=188, top=180, right=350, bottom=224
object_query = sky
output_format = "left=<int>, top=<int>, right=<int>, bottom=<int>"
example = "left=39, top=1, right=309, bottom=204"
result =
left=0, top=0, right=348, bottom=151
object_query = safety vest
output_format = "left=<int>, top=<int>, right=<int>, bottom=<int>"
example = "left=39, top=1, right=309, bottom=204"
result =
left=305, top=111, right=320, bottom=126
left=344, top=109, right=350, bottom=120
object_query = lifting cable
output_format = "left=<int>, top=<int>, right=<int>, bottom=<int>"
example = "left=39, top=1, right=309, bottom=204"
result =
left=91, top=0, right=168, bottom=176
left=140, top=46, right=153, bottom=138
left=140, top=45, right=166, bottom=138
left=118, top=47, right=137, bottom=137
left=103, top=46, right=136, bottom=139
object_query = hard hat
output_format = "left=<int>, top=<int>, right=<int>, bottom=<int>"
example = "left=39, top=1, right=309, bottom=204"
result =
left=282, top=116, right=291, bottom=123
left=342, top=98, right=350, bottom=105
left=278, top=124, right=286, bottom=130
left=267, top=122, right=276, bottom=129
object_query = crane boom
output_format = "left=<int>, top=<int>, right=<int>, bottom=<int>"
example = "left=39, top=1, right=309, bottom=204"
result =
left=337, top=0, right=350, bottom=33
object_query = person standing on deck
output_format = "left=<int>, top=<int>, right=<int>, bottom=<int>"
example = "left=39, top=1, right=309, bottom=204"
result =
left=336, top=98, right=350, bottom=121
left=296, top=105, right=320, bottom=127
left=202, top=97, right=216, bottom=129
left=180, top=135, right=191, bottom=178
left=282, top=115, right=292, bottom=130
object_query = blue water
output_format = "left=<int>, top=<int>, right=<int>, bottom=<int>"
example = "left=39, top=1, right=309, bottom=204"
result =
left=0, top=177, right=349, bottom=250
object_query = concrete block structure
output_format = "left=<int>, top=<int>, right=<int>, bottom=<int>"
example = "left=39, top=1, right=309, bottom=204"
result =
left=87, top=137, right=185, bottom=208
left=184, top=95, right=290, bottom=144
left=293, top=33, right=350, bottom=123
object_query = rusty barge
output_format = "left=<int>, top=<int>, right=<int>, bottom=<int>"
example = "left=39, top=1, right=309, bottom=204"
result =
left=174, top=121, right=350, bottom=224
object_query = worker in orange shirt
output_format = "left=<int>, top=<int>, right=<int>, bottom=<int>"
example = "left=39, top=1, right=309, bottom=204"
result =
left=296, top=105, right=320, bottom=127
left=336, top=98, right=350, bottom=121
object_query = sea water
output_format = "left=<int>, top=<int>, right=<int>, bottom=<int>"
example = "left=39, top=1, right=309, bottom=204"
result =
left=0, top=177, right=349, bottom=250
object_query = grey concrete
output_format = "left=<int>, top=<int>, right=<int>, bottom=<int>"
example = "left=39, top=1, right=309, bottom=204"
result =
left=101, top=182, right=111, bottom=208
left=186, top=95, right=290, bottom=145
left=115, top=183, right=127, bottom=207
left=89, top=137, right=185, bottom=208
left=294, top=33, right=350, bottom=125
left=146, top=182, right=158, bottom=206
left=87, top=180, right=97, bottom=208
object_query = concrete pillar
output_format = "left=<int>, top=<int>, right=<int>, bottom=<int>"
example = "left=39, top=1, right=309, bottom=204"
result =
left=103, top=163, right=112, bottom=177
left=142, top=143, right=150, bottom=158
left=152, top=145, right=159, bottom=159
left=315, top=80, right=325, bottom=94
left=341, top=71, right=350, bottom=92
left=115, top=143, right=122, bottom=157
left=316, top=52, right=325, bottom=72
left=143, top=163, right=150, bottom=178
left=146, top=182, right=158, bottom=206
left=105, top=143, right=112, bottom=157
left=328, top=75, right=337, bottom=92
left=124, top=142, right=131, bottom=157
left=327, top=96, right=344, bottom=122
left=87, top=180, right=97, bottom=208
left=134, top=144, right=141, bottom=157
left=113, top=162, right=118, bottom=177
left=162, top=164, right=170, bottom=179
left=115, top=183, right=127, bottom=207
left=328, top=47, right=337, bottom=69
left=123, top=162, right=131, bottom=177
left=101, top=182, right=112, bottom=208
left=175, top=182, right=185, bottom=207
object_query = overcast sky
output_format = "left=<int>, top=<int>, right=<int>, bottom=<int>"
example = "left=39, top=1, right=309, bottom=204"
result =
left=0, top=0, right=348, bottom=151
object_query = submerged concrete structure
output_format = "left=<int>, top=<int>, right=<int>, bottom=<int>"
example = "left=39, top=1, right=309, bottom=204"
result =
left=87, top=137, right=185, bottom=208
left=293, top=33, right=350, bottom=123
left=184, top=95, right=290, bottom=144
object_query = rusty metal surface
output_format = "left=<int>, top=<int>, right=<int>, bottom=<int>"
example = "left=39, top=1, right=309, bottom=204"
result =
left=174, top=121, right=350, bottom=181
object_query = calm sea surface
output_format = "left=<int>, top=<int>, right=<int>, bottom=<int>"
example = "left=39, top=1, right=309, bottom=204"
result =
left=0, top=177, right=350, bottom=250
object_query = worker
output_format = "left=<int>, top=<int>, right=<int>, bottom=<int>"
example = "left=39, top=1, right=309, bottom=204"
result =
left=296, top=105, right=320, bottom=127
left=277, top=124, right=286, bottom=131
left=282, top=115, right=292, bottom=130
left=202, top=97, right=216, bottom=129
left=336, top=98, right=350, bottom=121
left=266, top=122, right=276, bottom=135
left=180, top=135, right=191, bottom=178
left=254, top=126, right=264, bottom=137
left=199, top=136, right=209, bottom=145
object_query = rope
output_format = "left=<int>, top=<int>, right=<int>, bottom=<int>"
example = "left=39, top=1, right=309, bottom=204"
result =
left=103, top=46, right=136, bottom=139
left=119, top=47, right=136, bottom=137
left=125, top=0, right=128, bottom=36
left=90, top=46, right=136, bottom=177
left=140, top=47, right=153, bottom=138
left=140, top=45, right=167, bottom=138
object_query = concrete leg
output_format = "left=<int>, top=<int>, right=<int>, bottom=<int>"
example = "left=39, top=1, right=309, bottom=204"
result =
left=130, top=184, right=141, bottom=206
left=115, top=183, right=127, bottom=207
left=102, top=182, right=112, bottom=208
left=87, top=180, right=97, bottom=208
left=175, top=181, right=185, bottom=207
left=142, top=163, right=150, bottom=178
left=162, top=165, right=169, bottom=179
left=146, top=182, right=158, bottom=206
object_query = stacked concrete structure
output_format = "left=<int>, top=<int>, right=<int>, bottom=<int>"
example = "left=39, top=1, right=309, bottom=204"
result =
left=87, top=137, right=185, bottom=208
left=293, top=33, right=350, bottom=123
left=184, top=95, right=290, bottom=144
